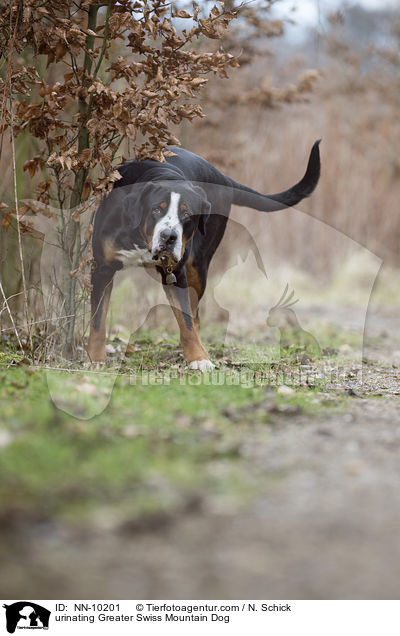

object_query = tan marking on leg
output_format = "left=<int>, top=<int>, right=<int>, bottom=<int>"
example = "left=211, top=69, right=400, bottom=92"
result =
left=165, top=276, right=208, bottom=364
left=87, top=280, right=113, bottom=361
left=103, top=239, right=117, bottom=264
left=186, top=260, right=205, bottom=329
left=185, top=261, right=202, bottom=307
left=171, top=303, right=208, bottom=362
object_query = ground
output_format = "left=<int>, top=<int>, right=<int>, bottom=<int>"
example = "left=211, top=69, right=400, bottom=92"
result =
left=0, top=303, right=399, bottom=600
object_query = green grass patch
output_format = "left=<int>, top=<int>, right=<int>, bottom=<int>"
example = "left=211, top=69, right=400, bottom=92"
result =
left=0, top=329, right=360, bottom=531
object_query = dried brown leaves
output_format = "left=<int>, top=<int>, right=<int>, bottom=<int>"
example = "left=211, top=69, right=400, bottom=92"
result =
left=0, top=0, right=241, bottom=203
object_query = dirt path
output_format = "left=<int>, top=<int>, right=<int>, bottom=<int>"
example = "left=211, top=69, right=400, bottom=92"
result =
left=3, top=389, right=400, bottom=598
left=3, top=396, right=400, bottom=599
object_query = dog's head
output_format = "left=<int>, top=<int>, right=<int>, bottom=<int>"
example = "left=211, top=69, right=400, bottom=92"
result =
left=124, top=181, right=211, bottom=268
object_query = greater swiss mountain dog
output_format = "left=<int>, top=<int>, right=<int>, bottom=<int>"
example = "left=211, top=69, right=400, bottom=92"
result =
left=88, top=141, right=321, bottom=370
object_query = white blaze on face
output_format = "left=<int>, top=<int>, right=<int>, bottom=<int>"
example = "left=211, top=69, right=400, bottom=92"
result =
left=152, top=191, right=183, bottom=261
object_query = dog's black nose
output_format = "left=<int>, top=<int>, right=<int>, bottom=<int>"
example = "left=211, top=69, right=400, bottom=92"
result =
left=160, top=228, right=177, bottom=245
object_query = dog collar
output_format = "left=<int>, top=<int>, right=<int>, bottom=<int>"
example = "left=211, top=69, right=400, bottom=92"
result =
left=165, top=269, right=177, bottom=285
left=159, top=254, right=177, bottom=285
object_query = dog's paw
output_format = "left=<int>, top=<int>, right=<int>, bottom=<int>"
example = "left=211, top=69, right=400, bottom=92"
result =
left=188, top=359, right=215, bottom=372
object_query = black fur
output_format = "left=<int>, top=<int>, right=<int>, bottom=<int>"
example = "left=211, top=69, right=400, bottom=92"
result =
left=93, top=140, right=321, bottom=272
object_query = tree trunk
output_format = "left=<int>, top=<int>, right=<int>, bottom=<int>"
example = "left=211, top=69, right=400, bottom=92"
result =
left=61, top=5, right=99, bottom=358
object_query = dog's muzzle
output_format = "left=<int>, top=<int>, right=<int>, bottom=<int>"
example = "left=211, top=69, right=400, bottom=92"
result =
left=152, top=228, right=178, bottom=263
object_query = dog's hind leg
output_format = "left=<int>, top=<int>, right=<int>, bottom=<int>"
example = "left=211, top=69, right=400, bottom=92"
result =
left=162, top=267, right=214, bottom=372
left=87, top=265, right=115, bottom=362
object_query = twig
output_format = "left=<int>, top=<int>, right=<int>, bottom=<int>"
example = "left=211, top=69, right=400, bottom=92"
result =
left=0, top=280, right=24, bottom=353
left=10, top=98, right=34, bottom=358
left=0, top=313, right=78, bottom=333
left=92, top=0, right=112, bottom=81
left=0, top=0, right=20, bottom=161
left=0, top=290, right=23, bottom=316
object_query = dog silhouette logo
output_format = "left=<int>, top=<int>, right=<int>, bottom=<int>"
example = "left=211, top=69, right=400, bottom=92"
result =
left=266, top=284, right=321, bottom=359
left=2, top=602, right=50, bottom=633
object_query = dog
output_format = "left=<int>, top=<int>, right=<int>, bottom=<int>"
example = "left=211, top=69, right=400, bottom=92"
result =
left=88, top=140, right=321, bottom=370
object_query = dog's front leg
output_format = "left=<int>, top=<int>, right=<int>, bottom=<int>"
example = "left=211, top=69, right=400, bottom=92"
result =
left=87, top=266, right=115, bottom=362
left=162, top=269, right=215, bottom=372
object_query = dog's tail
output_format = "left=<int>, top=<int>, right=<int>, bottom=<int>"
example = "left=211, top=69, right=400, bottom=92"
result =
left=229, top=140, right=321, bottom=212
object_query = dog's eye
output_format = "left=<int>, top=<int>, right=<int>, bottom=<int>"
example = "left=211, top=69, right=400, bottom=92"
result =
left=152, top=208, right=162, bottom=216
left=182, top=210, right=191, bottom=220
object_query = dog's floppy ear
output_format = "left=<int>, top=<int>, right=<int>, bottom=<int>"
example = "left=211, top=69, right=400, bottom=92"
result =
left=140, top=181, right=155, bottom=197
left=198, top=199, right=211, bottom=236
left=193, top=185, right=211, bottom=236
left=122, top=181, right=154, bottom=229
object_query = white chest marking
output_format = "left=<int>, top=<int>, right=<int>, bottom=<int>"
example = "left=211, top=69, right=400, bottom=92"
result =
left=152, top=192, right=183, bottom=261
